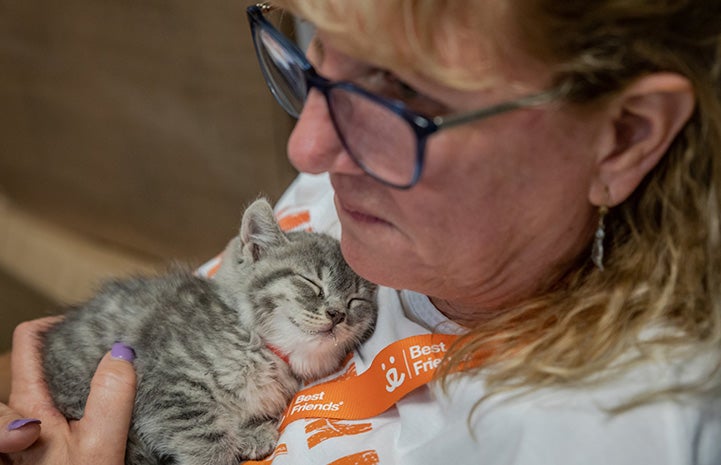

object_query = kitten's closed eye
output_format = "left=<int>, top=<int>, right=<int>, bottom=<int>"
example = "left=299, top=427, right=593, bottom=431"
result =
left=298, top=275, right=324, bottom=299
left=348, top=297, right=373, bottom=310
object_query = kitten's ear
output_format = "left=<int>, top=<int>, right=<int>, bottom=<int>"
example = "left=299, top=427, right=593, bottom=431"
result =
left=239, top=198, right=288, bottom=262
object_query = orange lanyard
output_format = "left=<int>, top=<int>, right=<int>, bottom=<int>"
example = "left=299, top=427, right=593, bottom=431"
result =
left=279, top=334, right=460, bottom=431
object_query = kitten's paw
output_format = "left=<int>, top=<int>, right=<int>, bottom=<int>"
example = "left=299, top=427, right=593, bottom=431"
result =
left=238, top=421, right=280, bottom=460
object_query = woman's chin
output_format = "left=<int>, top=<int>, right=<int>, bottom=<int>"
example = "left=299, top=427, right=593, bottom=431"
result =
left=338, top=233, right=404, bottom=289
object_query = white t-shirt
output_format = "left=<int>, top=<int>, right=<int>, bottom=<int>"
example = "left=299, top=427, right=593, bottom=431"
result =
left=200, top=173, right=720, bottom=465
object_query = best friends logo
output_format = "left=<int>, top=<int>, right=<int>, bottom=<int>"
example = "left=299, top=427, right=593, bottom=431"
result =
left=381, top=342, right=448, bottom=392
left=289, top=392, right=344, bottom=415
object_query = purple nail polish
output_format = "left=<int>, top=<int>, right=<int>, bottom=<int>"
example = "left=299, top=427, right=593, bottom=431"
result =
left=111, top=342, right=136, bottom=362
left=7, top=418, right=41, bottom=431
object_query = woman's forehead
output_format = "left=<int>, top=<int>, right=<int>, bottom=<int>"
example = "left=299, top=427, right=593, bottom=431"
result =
left=309, top=13, right=520, bottom=92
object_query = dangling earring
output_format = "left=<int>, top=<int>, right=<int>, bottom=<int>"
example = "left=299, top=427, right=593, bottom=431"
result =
left=592, top=205, right=609, bottom=271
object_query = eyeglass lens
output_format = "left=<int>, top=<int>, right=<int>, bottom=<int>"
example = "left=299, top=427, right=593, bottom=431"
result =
left=255, top=28, right=307, bottom=117
left=254, top=20, right=419, bottom=187
left=328, top=89, right=418, bottom=186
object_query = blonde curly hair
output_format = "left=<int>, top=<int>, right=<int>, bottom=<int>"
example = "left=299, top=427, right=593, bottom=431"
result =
left=269, top=0, right=721, bottom=408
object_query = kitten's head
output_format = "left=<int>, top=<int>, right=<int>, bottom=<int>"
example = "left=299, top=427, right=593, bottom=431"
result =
left=216, top=198, right=378, bottom=380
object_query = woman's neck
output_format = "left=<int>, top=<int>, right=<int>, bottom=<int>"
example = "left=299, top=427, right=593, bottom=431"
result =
left=429, top=296, right=507, bottom=327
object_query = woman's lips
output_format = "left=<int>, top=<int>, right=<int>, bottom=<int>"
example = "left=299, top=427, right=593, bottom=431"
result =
left=331, top=174, right=393, bottom=227
left=346, top=208, right=386, bottom=224
left=335, top=196, right=390, bottom=226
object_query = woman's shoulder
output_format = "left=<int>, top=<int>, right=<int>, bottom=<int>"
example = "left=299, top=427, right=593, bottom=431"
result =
left=437, top=348, right=721, bottom=465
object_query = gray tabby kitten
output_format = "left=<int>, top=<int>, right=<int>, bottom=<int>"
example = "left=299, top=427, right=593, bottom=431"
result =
left=41, top=198, right=378, bottom=465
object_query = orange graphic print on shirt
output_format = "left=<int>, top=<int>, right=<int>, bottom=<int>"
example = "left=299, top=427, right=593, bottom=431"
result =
left=328, top=450, right=380, bottom=465
left=305, top=418, right=373, bottom=449
left=304, top=359, right=373, bottom=448
left=277, top=209, right=312, bottom=232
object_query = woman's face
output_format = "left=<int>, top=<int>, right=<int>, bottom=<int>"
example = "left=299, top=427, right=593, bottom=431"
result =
left=286, top=20, right=609, bottom=316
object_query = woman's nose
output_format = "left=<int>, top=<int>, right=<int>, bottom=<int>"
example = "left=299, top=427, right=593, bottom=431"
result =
left=287, top=89, right=364, bottom=177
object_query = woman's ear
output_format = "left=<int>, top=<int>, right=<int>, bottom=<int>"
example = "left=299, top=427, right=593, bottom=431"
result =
left=589, top=73, right=695, bottom=207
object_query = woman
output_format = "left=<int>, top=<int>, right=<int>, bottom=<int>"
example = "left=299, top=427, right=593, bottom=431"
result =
left=2, top=0, right=720, bottom=463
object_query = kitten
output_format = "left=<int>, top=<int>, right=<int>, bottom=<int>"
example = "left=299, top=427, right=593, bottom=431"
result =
left=41, top=198, right=378, bottom=465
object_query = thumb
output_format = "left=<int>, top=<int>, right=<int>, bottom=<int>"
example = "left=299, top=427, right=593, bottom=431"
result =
left=74, top=343, right=137, bottom=457
left=0, top=408, right=41, bottom=453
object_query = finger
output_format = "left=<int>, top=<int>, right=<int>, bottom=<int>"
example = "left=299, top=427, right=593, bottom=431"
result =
left=0, top=406, right=41, bottom=454
left=9, top=318, right=65, bottom=424
left=74, top=344, right=137, bottom=459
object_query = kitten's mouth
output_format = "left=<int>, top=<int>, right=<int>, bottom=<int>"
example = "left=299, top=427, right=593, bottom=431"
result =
left=290, top=315, right=339, bottom=340
left=312, top=326, right=335, bottom=336
left=306, top=323, right=339, bottom=341
left=295, top=324, right=341, bottom=348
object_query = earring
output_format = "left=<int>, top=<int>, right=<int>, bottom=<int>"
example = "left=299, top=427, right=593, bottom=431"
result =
left=591, top=205, right=609, bottom=271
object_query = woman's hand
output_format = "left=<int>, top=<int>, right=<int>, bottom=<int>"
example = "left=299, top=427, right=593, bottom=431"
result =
left=0, top=318, right=137, bottom=465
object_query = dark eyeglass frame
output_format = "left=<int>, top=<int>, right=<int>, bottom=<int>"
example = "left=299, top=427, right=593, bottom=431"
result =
left=247, top=3, right=559, bottom=189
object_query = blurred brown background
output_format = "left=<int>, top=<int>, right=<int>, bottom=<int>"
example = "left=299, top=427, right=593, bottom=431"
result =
left=0, top=0, right=297, bottom=351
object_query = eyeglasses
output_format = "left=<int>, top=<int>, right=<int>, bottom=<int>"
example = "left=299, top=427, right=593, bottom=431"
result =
left=247, top=4, right=558, bottom=189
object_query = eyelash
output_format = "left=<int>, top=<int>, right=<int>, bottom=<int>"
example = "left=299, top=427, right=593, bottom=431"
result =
left=362, top=69, right=419, bottom=101
left=365, top=69, right=450, bottom=116
left=380, top=70, right=420, bottom=99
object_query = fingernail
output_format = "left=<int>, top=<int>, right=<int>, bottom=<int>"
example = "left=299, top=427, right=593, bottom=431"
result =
left=7, top=418, right=41, bottom=431
left=111, top=342, right=136, bottom=362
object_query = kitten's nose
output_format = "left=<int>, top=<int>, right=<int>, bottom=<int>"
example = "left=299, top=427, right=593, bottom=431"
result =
left=326, top=308, right=346, bottom=325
